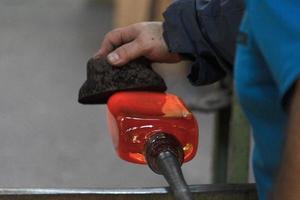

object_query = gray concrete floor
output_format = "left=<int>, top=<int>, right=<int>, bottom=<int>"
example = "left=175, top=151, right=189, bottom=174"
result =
left=0, top=0, right=215, bottom=188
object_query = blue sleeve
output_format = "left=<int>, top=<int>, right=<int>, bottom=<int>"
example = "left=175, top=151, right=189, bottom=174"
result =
left=163, top=0, right=244, bottom=86
left=251, top=0, right=300, bottom=106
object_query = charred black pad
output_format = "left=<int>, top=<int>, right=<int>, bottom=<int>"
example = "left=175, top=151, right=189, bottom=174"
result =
left=78, top=57, right=167, bottom=104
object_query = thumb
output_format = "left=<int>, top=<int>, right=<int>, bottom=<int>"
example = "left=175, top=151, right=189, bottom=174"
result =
left=107, top=40, right=145, bottom=66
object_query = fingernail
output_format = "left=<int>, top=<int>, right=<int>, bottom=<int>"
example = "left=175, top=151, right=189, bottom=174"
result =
left=107, top=52, right=120, bottom=64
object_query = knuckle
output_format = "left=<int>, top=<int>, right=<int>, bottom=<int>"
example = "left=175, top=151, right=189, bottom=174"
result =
left=104, top=32, right=112, bottom=42
left=138, top=22, right=148, bottom=28
left=105, top=28, right=121, bottom=39
left=133, top=22, right=144, bottom=28
left=111, top=28, right=122, bottom=35
left=132, top=22, right=147, bottom=33
left=105, top=30, right=113, bottom=38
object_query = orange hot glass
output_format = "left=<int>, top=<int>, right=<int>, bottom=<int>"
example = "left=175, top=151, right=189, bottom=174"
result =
left=107, top=91, right=199, bottom=164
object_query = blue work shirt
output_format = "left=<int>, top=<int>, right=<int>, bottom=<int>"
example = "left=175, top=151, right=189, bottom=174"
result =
left=163, top=0, right=300, bottom=199
left=235, top=1, right=300, bottom=199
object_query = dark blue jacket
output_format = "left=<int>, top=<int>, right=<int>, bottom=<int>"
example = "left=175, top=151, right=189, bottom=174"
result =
left=163, top=0, right=245, bottom=85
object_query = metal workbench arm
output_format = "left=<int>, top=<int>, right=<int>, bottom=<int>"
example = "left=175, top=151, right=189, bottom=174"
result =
left=0, top=184, right=257, bottom=200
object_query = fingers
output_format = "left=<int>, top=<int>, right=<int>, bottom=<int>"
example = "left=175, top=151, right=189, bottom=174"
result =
left=94, top=25, right=138, bottom=59
left=107, top=39, right=146, bottom=66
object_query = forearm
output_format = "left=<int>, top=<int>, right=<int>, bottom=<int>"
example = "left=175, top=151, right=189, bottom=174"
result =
left=163, top=0, right=244, bottom=86
left=273, top=79, right=300, bottom=200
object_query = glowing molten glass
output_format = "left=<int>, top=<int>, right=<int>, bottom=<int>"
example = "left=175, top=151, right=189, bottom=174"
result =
left=107, top=92, right=199, bottom=164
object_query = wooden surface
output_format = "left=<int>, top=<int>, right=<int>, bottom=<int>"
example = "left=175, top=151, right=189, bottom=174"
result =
left=113, top=0, right=152, bottom=27
left=152, top=0, right=171, bottom=21
left=113, top=0, right=172, bottom=27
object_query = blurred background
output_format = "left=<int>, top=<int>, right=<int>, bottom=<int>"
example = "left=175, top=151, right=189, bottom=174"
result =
left=0, top=0, right=250, bottom=188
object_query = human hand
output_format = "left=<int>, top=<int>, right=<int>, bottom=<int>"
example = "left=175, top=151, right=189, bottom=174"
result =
left=94, top=22, right=182, bottom=66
